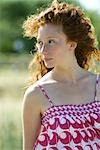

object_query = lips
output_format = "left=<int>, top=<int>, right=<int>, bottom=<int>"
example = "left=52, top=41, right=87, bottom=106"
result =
left=44, top=58, right=53, bottom=61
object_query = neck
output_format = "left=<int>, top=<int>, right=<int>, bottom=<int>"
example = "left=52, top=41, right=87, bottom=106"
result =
left=51, top=60, right=88, bottom=84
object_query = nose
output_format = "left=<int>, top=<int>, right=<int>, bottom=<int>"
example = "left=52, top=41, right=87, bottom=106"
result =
left=40, top=44, right=48, bottom=55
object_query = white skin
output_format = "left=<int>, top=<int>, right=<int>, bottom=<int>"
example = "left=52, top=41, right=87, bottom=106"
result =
left=37, top=23, right=89, bottom=84
left=22, top=23, right=100, bottom=150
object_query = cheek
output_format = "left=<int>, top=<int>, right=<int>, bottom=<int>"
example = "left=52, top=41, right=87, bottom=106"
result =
left=52, top=47, right=60, bottom=57
left=50, top=43, right=66, bottom=57
left=48, top=45, right=57, bottom=54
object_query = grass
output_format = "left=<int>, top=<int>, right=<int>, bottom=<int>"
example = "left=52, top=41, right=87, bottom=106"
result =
left=0, top=54, right=31, bottom=150
left=0, top=53, right=32, bottom=102
left=0, top=69, right=28, bottom=101
left=0, top=67, right=28, bottom=150
left=0, top=101, right=22, bottom=150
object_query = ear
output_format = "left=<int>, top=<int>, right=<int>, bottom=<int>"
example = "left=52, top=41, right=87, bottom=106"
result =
left=69, top=41, right=77, bottom=51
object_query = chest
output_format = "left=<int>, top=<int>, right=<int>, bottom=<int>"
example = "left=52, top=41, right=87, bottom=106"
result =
left=42, top=80, right=95, bottom=106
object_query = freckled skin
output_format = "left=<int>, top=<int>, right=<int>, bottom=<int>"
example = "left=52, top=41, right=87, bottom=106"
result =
left=37, top=24, right=76, bottom=70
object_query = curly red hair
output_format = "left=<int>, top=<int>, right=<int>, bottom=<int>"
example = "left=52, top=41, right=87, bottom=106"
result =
left=22, top=0, right=100, bottom=84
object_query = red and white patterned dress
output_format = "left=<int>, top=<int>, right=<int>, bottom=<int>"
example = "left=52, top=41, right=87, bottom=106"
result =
left=33, top=75, right=100, bottom=150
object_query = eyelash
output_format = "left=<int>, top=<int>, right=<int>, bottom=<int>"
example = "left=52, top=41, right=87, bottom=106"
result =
left=37, top=39, right=55, bottom=46
left=48, top=39, right=55, bottom=44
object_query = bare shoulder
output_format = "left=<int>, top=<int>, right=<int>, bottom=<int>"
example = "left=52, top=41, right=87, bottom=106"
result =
left=23, top=83, right=40, bottom=100
left=22, top=71, right=53, bottom=112
left=22, top=83, right=42, bottom=113
left=23, top=70, right=52, bottom=100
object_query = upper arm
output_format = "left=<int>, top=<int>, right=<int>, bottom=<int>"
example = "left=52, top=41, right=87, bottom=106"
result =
left=22, top=86, right=41, bottom=150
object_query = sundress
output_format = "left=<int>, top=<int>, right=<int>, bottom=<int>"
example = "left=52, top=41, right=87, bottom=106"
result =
left=33, top=74, right=100, bottom=150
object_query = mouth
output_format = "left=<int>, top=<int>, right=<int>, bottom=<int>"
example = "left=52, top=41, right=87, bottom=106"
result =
left=44, top=58, right=53, bottom=61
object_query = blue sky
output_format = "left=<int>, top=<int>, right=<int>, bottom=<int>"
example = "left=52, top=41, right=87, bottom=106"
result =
left=78, top=0, right=100, bottom=13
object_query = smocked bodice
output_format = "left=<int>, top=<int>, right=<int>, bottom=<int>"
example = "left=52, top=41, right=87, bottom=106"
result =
left=34, top=101, right=100, bottom=150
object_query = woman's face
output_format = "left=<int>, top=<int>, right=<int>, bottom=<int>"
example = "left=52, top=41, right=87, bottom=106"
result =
left=37, top=23, right=75, bottom=68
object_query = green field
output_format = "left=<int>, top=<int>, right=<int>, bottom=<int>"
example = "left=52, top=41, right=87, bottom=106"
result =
left=0, top=72, right=24, bottom=150
left=0, top=54, right=31, bottom=150
left=0, top=101, right=22, bottom=150
left=0, top=69, right=28, bottom=150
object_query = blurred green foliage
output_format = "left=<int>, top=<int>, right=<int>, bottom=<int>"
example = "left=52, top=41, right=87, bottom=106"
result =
left=0, top=0, right=100, bottom=54
left=0, top=55, right=30, bottom=150
left=0, top=101, right=22, bottom=150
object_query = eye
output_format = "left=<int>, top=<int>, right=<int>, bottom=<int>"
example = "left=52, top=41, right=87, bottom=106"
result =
left=36, top=40, right=43, bottom=48
left=37, top=40, right=43, bottom=45
left=48, top=39, right=55, bottom=45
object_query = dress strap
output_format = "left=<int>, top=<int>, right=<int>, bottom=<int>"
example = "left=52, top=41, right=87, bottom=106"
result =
left=94, top=74, right=100, bottom=101
left=38, top=84, right=54, bottom=107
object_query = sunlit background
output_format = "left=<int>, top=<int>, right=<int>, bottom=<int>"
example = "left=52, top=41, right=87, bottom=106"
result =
left=79, top=0, right=100, bottom=13
left=0, top=0, right=100, bottom=149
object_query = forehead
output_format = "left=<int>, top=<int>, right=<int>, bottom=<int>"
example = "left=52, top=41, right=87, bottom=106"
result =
left=37, top=24, right=66, bottom=39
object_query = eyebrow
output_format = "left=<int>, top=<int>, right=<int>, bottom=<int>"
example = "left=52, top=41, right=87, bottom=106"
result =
left=37, top=36, right=57, bottom=41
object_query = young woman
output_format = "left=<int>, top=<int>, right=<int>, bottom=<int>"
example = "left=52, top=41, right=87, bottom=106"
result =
left=22, top=0, right=100, bottom=149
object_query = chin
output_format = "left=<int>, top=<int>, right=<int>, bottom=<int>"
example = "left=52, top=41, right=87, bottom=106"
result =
left=45, top=67, right=54, bottom=71
left=44, top=63, right=54, bottom=69
left=44, top=60, right=54, bottom=68
left=45, top=65, right=54, bottom=69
